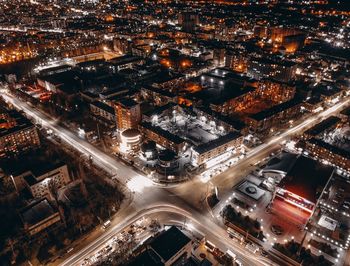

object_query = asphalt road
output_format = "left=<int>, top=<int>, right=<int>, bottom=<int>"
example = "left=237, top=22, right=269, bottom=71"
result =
left=59, top=204, right=275, bottom=266
left=3, top=90, right=349, bottom=266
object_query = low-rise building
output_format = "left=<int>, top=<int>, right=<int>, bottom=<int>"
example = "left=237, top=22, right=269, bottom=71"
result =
left=90, top=101, right=116, bottom=127
left=304, top=138, right=350, bottom=171
left=302, top=116, right=341, bottom=140
left=19, top=198, right=62, bottom=236
left=245, top=97, right=302, bottom=133
left=139, top=121, right=186, bottom=153
left=272, top=155, right=334, bottom=222
left=11, top=161, right=71, bottom=199
left=140, top=85, right=178, bottom=106
left=340, top=106, right=350, bottom=122
left=300, top=116, right=350, bottom=171
left=192, top=132, right=243, bottom=166
left=0, top=109, right=40, bottom=157
left=247, top=57, right=297, bottom=83
left=129, top=226, right=192, bottom=266
left=141, top=104, right=243, bottom=166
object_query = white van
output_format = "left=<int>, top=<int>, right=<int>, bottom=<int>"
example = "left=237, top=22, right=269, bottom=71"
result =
left=102, top=220, right=111, bottom=229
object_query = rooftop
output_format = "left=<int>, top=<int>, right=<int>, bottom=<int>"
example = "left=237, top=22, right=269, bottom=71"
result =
left=250, top=57, right=297, bottom=67
left=0, top=110, right=35, bottom=138
left=249, top=97, right=302, bottom=121
left=340, top=106, right=350, bottom=117
left=308, top=138, right=350, bottom=159
left=117, top=98, right=139, bottom=108
left=150, top=226, right=191, bottom=262
left=140, top=121, right=185, bottom=145
left=127, top=249, right=163, bottom=266
left=109, top=55, right=144, bottom=66
left=278, top=156, right=334, bottom=203
left=193, top=86, right=255, bottom=106
left=142, top=85, right=176, bottom=98
left=263, top=152, right=299, bottom=174
left=193, top=131, right=242, bottom=155
left=304, top=116, right=341, bottom=137
left=20, top=198, right=58, bottom=227
left=2, top=158, right=66, bottom=179
left=143, top=103, right=177, bottom=118
left=196, top=107, right=246, bottom=131
left=90, top=101, right=115, bottom=115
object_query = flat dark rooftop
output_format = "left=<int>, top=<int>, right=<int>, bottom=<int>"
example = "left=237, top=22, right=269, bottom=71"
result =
left=193, top=86, right=255, bottom=106
left=308, top=138, right=350, bottom=159
left=305, top=96, right=322, bottom=105
left=264, top=152, right=299, bottom=174
left=39, top=69, right=80, bottom=86
left=39, top=64, right=72, bottom=76
left=118, top=98, right=138, bottom=108
left=150, top=226, right=191, bottom=262
left=143, top=103, right=177, bottom=117
left=304, top=116, right=340, bottom=137
left=23, top=173, right=38, bottom=186
left=127, top=249, right=163, bottom=266
left=151, top=71, right=184, bottom=84
left=316, top=84, right=341, bottom=97
left=0, top=110, right=35, bottom=138
left=142, top=85, right=176, bottom=98
left=109, top=55, right=143, bottom=66
left=278, top=156, right=333, bottom=203
left=196, top=106, right=246, bottom=131
left=250, top=57, right=297, bottom=67
left=20, top=198, right=57, bottom=227
left=249, top=97, right=302, bottom=121
left=2, top=159, right=65, bottom=178
left=90, top=101, right=115, bottom=115
left=341, top=106, right=350, bottom=117
left=77, top=59, right=106, bottom=68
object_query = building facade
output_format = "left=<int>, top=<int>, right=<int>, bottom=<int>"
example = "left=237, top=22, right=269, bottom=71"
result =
left=115, top=99, right=141, bottom=131
left=0, top=110, right=40, bottom=157
left=12, top=162, right=71, bottom=199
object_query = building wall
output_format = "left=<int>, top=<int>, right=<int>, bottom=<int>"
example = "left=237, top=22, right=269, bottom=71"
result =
left=27, top=212, right=61, bottom=236
left=0, top=126, right=40, bottom=157
left=140, top=88, right=177, bottom=106
left=90, top=103, right=115, bottom=122
left=257, top=80, right=296, bottom=103
left=164, top=241, right=192, bottom=266
left=152, top=76, right=186, bottom=91
left=139, top=125, right=185, bottom=153
left=245, top=102, right=302, bottom=133
left=115, top=103, right=141, bottom=131
left=14, top=164, right=71, bottom=199
left=247, top=59, right=296, bottom=83
left=209, top=80, right=295, bottom=116
left=193, top=135, right=243, bottom=166
left=225, top=53, right=248, bottom=73
left=30, top=164, right=70, bottom=198
left=304, top=141, right=350, bottom=171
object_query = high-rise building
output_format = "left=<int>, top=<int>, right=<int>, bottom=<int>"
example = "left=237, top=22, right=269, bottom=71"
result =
left=178, top=12, right=199, bottom=33
left=115, top=99, right=141, bottom=131
left=0, top=109, right=40, bottom=157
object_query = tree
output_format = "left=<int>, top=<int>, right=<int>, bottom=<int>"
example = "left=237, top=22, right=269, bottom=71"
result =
left=48, top=178, right=59, bottom=202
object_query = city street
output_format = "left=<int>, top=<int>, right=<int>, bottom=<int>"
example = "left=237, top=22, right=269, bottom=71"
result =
left=58, top=204, right=275, bottom=266
left=2, top=89, right=349, bottom=266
